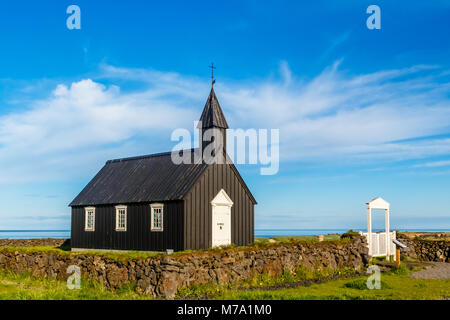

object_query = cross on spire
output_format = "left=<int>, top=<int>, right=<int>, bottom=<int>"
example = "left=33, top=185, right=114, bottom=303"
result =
left=209, top=62, right=216, bottom=86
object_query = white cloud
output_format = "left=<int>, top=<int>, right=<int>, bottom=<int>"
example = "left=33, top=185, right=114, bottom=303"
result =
left=413, top=160, right=450, bottom=168
left=0, top=77, right=197, bottom=183
left=0, top=62, right=450, bottom=184
left=219, top=63, right=450, bottom=163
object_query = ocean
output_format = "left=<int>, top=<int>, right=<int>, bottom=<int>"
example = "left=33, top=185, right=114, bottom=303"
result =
left=0, top=229, right=449, bottom=239
left=254, top=229, right=450, bottom=238
left=0, top=230, right=70, bottom=239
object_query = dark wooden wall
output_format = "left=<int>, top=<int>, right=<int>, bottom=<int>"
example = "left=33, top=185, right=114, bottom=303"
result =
left=71, top=201, right=184, bottom=251
left=183, top=163, right=255, bottom=250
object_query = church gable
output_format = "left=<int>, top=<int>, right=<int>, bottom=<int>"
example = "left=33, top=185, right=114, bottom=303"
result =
left=183, top=162, right=255, bottom=250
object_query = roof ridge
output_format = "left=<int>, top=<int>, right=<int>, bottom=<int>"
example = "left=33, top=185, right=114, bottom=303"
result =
left=106, top=148, right=198, bottom=164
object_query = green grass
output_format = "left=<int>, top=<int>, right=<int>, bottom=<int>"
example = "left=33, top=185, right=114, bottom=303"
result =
left=254, top=234, right=342, bottom=244
left=1, top=231, right=446, bottom=300
left=176, top=263, right=448, bottom=300
left=0, top=270, right=151, bottom=300
left=413, top=237, right=450, bottom=242
left=0, top=266, right=448, bottom=300
left=0, top=246, right=163, bottom=262
left=210, top=274, right=450, bottom=300
left=176, top=266, right=357, bottom=299
left=241, top=266, right=355, bottom=288
left=343, top=279, right=391, bottom=290
left=387, top=265, right=411, bottom=276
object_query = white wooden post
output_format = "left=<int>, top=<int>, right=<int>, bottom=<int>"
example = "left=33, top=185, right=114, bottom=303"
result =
left=367, top=205, right=372, bottom=256
left=385, top=208, right=390, bottom=260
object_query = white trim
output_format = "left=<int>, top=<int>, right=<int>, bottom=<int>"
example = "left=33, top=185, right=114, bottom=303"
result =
left=365, top=197, right=393, bottom=260
left=150, top=203, right=164, bottom=232
left=115, top=205, right=127, bottom=231
left=211, top=189, right=233, bottom=247
left=84, top=207, right=95, bottom=232
left=211, top=188, right=234, bottom=207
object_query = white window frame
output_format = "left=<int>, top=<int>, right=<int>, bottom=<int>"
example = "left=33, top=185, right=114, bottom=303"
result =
left=150, top=203, right=164, bottom=232
left=115, top=205, right=127, bottom=231
left=84, top=207, right=95, bottom=232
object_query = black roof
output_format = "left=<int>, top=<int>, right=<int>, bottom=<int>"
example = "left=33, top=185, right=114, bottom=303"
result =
left=69, top=149, right=256, bottom=206
left=197, top=87, right=229, bottom=129
left=69, top=150, right=208, bottom=206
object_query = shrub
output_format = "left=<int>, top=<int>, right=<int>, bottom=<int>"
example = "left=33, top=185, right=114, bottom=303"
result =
left=340, top=230, right=360, bottom=240
left=388, top=265, right=410, bottom=276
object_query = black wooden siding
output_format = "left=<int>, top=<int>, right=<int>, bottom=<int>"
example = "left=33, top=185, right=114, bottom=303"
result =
left=71, top=201, right=184, bottom=251
left=183, top=163, right=255, bottom=250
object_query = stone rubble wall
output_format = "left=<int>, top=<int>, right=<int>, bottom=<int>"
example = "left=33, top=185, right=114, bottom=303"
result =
left=0, top=237, right=369, bottom=298
left=397, top=235, right=449, bottom=262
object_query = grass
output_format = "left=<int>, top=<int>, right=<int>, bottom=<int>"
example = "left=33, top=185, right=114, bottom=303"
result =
left=0, top=262, right=447, bottom=300
left=241, top=266, right=355, bottom=288
left=177, top=266, right=357, bottom=299
left=176, top=262, right=449, bottom=300
left=343, top=279, right=391, bottom=290
left=209, top=274, right=450, bottom=300
left=0, top=269, right=150, bottom=300
left=0, top=246, right=163, bottom=262
left=254, top=234, right=342, bottom=244
left=398, top=231, right=450, bottom=241
left=2, top=232, right=446, bottom=300
left=413, top=237, right=450, bottom=242
left=387, top=264, right=411, bottom=276
left=1, top=267, right=447, bottom=300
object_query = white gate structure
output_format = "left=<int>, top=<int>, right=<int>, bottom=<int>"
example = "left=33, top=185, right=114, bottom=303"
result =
left=360, top=197, right=396, bottom=259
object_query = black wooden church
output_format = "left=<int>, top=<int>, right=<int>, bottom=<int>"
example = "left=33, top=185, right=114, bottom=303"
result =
left=69, top=85, right=256, bottom=252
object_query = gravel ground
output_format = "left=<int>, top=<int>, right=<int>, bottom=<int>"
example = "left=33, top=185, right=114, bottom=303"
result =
left=410, top=262, right=450, bottom=280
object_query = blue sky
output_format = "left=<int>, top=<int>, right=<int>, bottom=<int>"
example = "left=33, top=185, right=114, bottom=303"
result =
left=0, top=1, right=449, bottom=230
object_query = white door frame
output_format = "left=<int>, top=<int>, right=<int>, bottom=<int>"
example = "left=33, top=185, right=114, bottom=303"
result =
left=211, top=189, right=233, bottom=247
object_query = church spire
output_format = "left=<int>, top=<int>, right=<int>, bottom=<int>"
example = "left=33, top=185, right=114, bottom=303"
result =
left=197, top=86, right=229, bottom=129
left=198, top=63, right=227, bottom=128
left=198, top=65, right=229, bottom=162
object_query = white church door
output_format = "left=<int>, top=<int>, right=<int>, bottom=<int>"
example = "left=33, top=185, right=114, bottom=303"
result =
left=211, top=189, right=233, bottom=247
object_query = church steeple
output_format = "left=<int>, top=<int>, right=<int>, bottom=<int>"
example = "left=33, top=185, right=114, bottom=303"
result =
left=198, top=86, right=228, bottom=163
left=197, top=87, right=229, bottom=130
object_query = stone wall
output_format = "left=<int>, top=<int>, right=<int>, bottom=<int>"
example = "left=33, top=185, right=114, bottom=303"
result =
left=0, top=237, right=369, bottom=298
left=397, top=235, right=449, bottom=262
left=0, top=238, right=68, bottom=248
